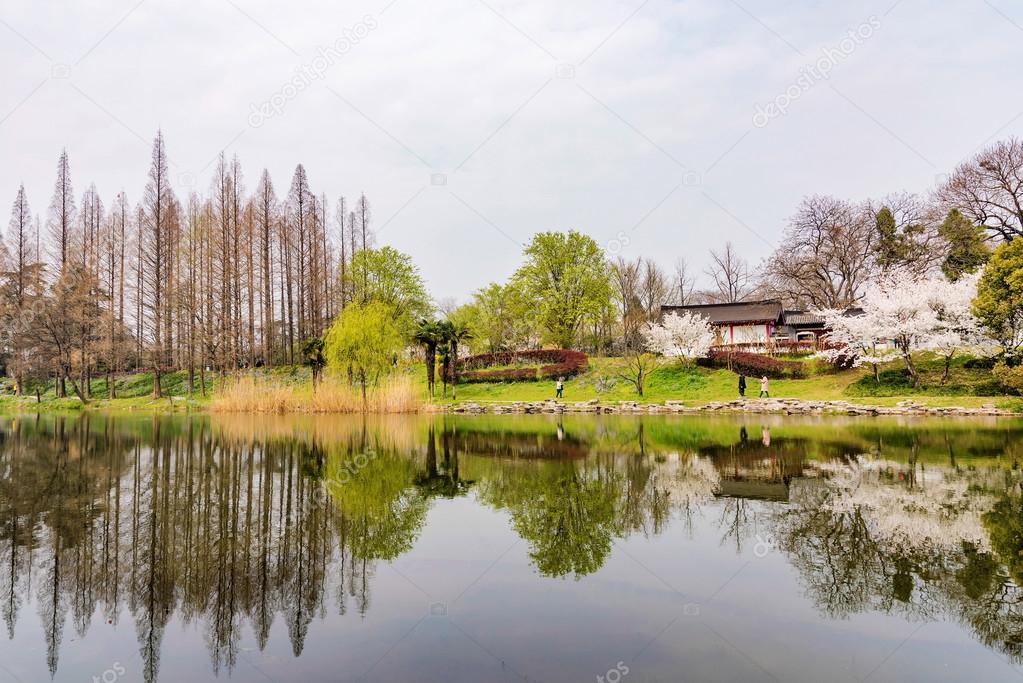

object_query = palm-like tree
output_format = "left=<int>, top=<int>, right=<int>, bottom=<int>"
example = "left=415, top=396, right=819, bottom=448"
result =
left=413, top=319, right=441, bottom=398
left=435, top=323, right=452, bottom=396
left=446, top=321, right=473, bottom=401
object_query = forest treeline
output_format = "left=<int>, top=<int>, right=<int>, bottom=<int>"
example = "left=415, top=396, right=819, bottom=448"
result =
left=5, top=133, right=1023, bottom=400
left=4, top=132, right=383, bottom=399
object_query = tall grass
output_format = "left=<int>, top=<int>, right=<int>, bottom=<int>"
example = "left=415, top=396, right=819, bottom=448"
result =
left=211, top=373, right=422, bottom=414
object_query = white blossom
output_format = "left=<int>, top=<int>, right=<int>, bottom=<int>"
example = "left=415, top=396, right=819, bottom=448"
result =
left=642, top=311, right=715, bottom=361
left=815, top=270, right=993, bottom=375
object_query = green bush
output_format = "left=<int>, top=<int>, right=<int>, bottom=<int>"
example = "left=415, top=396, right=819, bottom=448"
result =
left=993, top=362, right=1023, bottom=395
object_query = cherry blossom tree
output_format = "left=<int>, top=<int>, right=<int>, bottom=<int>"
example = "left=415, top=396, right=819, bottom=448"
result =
left=817, top=270, right=991, bottom=386
left=925, top=272, right=993, bottom=383
left=815, top=309, right=899, bottom=383
left=642, top=311, right=715, bottom=363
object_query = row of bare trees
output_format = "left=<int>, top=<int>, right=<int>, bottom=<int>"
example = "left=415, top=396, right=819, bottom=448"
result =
left=2, top=132, right=375, bottom=398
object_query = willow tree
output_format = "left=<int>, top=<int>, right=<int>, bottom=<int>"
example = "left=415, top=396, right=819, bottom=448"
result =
left=323, top=301, right=402, bottom=406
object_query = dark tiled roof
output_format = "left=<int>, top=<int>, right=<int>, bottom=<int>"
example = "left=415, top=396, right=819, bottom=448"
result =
left=661, top=300, right=783, bottom=325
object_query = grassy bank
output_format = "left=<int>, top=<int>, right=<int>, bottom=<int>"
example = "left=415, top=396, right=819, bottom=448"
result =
left=0, top=353, right=1018, bottom=414
left=0, top=369, right=213, bottom=413
left=440, top=354, right=1023, bottom=412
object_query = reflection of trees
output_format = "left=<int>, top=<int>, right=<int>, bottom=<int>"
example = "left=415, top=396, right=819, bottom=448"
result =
left=773, top=458, right=1023, bottom=663
left=0, top=415, right=422, bottom=682
left=476, top=457, right=620, bottom=578
left=5, top=413, right=1023, bottom=678
left=325, top=425, right=429, bottom=616
left=462, top=421, right=717, bottom=578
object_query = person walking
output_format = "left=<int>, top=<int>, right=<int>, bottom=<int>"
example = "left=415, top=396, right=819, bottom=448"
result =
left=555, top=377, right=564, bottom=399
left=759, top=375, right=770, bottom=398
left=738, top=372, right=747, bottom=398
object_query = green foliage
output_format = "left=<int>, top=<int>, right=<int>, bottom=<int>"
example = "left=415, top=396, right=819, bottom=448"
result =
left=458, top=281, right=535, bottom=353
left=301, top=337, right=326, bottom=371
left=325, top=446, right=428, bottom=561
left=939, top=209, right=990, bottom=281
left=973, top=239, right=1023, bottom=353
left=342, top=246, right=432, bottom=336
left=323, top=301, right=403, bottom=389
left=993, top=361, right=1023, bottom=394
left=874, top=206, right=925, bottom=272
left=512, top=230, right=613, bottom=349
left=983, top=494, right=1023, bottom=586
left=478, top=461, right=620, bottom=578
left=413, top=319, right=443, bottom=396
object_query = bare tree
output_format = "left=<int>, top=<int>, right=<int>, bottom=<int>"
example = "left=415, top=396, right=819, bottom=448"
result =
left=47, top=149, right=76, bottom=271
left=638, top=259, right=670, bottom=320
left=611, top=257, right=643, bottom=347
left=704, top=242, right=753, bottom=303
left=763, top=195, right=874, bottom=308
left=937, top=137, right=1023, bottom=241
left=670, top=257, right=696, bottom=306
left=141, top=131, right=176, bottom=397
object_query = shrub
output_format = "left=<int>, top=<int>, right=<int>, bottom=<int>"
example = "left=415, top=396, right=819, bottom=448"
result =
left=455, top=350, right=589, bottom=383
left=993, top=362, right=1023, bottom=395
left=698, top=350, right=809, bottom=379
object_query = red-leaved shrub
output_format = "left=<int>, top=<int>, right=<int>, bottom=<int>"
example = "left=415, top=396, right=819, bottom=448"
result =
left=698, top=350, right=808, bottom=379
left=454, top=350, right=589, bottom=383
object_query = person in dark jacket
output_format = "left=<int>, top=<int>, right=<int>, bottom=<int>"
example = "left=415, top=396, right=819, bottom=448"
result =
left=738, top=372, right=747, bottom=398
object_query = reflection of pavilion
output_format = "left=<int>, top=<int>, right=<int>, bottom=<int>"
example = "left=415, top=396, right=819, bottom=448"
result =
left=697, top=437, right=816, bottom=502
left=448, top=430, right=589, bottom=459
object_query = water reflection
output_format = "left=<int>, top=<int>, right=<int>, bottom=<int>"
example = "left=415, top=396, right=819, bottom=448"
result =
left=0, top=413, right=1021, bottom=681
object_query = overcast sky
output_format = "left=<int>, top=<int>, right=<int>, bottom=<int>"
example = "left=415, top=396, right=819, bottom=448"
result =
left=2, top=0, right=1022, bottom=303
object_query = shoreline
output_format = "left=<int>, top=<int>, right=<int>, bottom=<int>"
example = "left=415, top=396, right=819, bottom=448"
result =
left=443, top=397, right=1020, bottom=417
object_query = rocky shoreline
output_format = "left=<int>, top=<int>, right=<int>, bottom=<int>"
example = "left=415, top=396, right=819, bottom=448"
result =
left=443, top=398, right=1017, bottom=417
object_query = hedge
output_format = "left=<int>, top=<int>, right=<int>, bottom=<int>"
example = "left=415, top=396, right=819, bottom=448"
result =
left=455, top=350, right=589, bottom=383
left=698, top=350, right=809, bottom=379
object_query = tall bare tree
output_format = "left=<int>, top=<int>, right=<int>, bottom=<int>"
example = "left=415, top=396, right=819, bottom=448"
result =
left=705, top=242, right=753, bottom=303
left=938, top=137, right=1023, bottom=241
left=763, top=196, right=874, bottom=308
left=47, top=149, right=76, bottom=272
left=141, top=131, right=176, bottom=397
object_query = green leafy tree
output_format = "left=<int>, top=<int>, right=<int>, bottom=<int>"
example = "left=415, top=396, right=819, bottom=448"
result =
left=434, top=319, right=472, bottom=400
left=478, top=460, right=621, bottom=578
left=461, top=281, right=535, bottom=352
left=874, top=206, right=906, bottom=273
left=939, top=209, right=990, bottom=281
left=323, top=301, right=403, bottom=405
left=973, top=239, right=1023, bottom=356
left=342, top=246, right=431, bottom=336
left=512, top=231, right=612, bottom=349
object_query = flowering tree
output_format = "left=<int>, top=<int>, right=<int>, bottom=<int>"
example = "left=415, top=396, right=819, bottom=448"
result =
left=925, top=272, right=993, bottom=383
left=642, top=311, right=715, bottom=363
left=815, top=309, right=899, bottom=383
left=817, top=270, right=990, bottom=386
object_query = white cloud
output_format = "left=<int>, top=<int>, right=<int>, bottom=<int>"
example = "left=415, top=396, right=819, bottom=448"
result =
left=1, top=0, right=1022, bottom=301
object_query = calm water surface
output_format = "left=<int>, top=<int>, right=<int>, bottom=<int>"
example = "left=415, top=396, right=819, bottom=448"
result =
left=2, top=413, right=1023, bottom=682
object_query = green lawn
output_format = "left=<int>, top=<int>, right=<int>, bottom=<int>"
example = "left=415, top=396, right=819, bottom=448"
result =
left=436, top=354, right=1023, bottom=412
left=0, top=353, right=1019, bottom=413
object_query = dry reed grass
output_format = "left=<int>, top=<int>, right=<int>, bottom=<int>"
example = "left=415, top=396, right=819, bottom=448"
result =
left=210, top=373, right=422, bottom=414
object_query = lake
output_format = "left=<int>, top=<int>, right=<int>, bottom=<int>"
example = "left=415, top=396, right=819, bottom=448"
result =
left=1, top=413, right=1023, bottom=683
